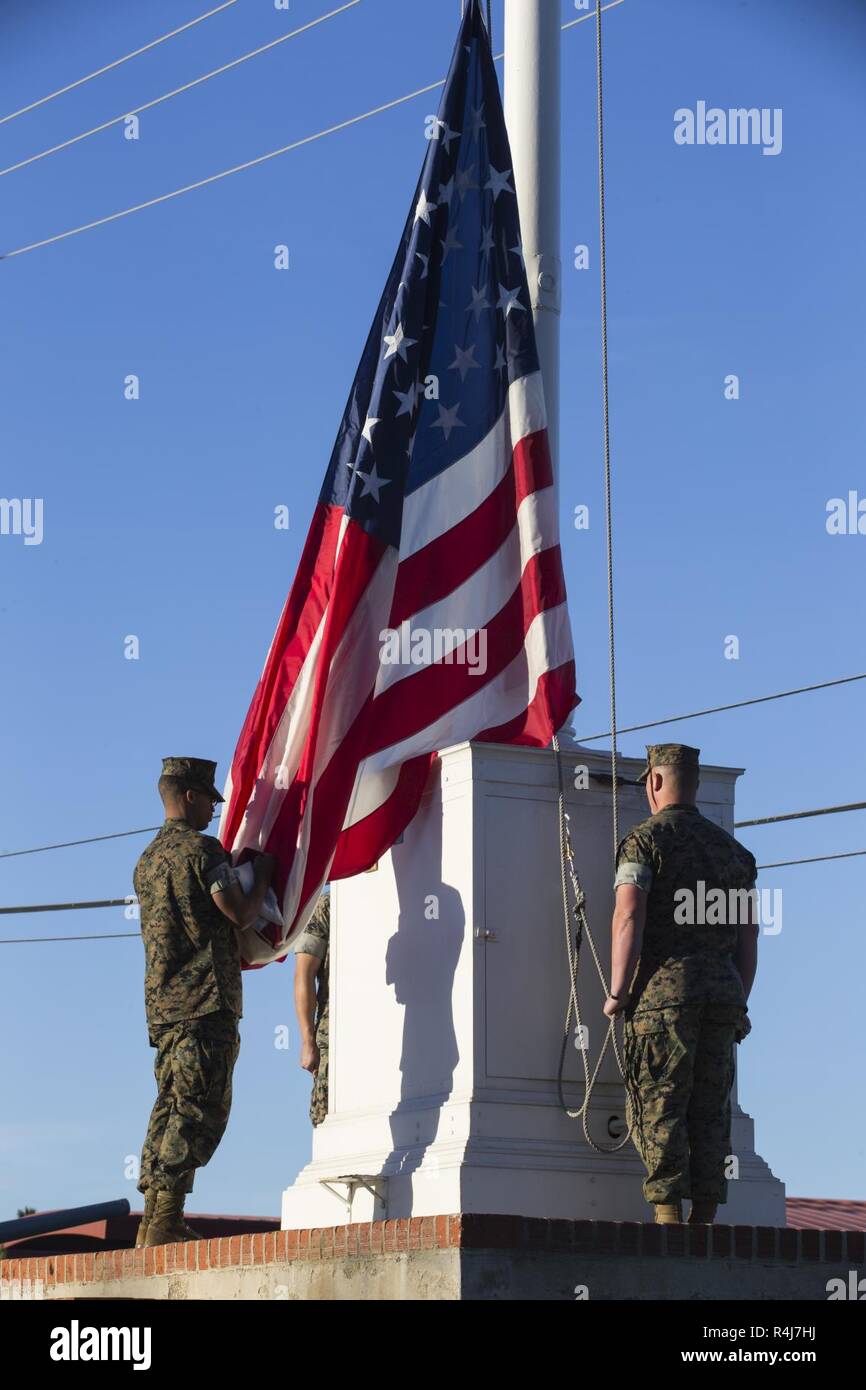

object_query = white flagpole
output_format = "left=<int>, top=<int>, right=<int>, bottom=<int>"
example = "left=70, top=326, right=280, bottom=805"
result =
left=503, top=0, right=561, bottom=515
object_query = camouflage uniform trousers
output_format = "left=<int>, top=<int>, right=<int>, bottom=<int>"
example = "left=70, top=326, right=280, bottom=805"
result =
left=310, top=1003, right=329, bottom=1127
left=138, top=1010, right=240, bottom=1194
left=623, top=1002, right=742, bottom=1204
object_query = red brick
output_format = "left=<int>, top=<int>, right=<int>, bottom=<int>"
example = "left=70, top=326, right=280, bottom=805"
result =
left=407, top=1218, right=422, bottom=1252
left=275, top=1230, right=290, bottom=1260
left=420, top=1216, right=435, bottom=1251
left=358, top=1224, right=371, bottom=1254
left=239, top=1234, right=252, bottom=1266
left=370, top=1222, right=384, bottom=1254
left=333, top=1226, right=346, bottom=1258
left=153, top=1246, right=166, bottom=1276
left=755, top=1226, right=777, bottom=1259
left=824, top=1230, right=843, bottom=1261
left=778, top=1228, right=798, bottom=1261
left=345, top=1223, right=360, bottom=1256
left=297, top=1228, right=309, bottom=1256
left=642, top=1224, right=663, bottom=1257
left=185, top=1241, right=198, bottom=1272
left=383, top=1219, right=397, bottom=1253
left=284, top=1230, right=298, bottom=1261
left=319, top=1228, right=337, bottom=1262
left=594, top=1222, right=619, bottom=1254
left=435, top=1215, right=449, bottom=1248
left=665, top=1224, right=686, bottom=1257
left=395, top=1217, right=410, bottom=1250
left=572, top=1220, right=596, bottom=1254
left=710, top=1225, right=732, bottom=1259
left=734, top=1226, right=754, bottom=1259
left=618, top=1222, right=640, bottom=1257
left=252, top=1233, right=266, bottom=1265
left=448, top=1214, right=463, bottom=1247
left=197, top=1241, right=211, bottom=1271
left=83, top=1253, right=95, bottom=1282
left=264, top=1231, right=278, bottom=1261
left=688, top=1225, right=709, bottom=1258
left=308, top=1228, right=323, bottom=1260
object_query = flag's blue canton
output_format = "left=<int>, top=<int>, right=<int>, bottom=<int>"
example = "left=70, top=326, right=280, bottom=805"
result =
left=320, top=0, right=541, bottom=551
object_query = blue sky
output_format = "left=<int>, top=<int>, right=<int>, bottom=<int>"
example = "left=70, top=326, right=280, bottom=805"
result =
left=1, top=0, right=864, bottom=1220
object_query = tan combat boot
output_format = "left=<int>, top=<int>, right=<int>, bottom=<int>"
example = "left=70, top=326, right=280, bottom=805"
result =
left=688, top=1200, right=718, bottom=1225
left=143, top=1191, right=203, bottom=1246
left=134, top=1190, right=157, bottom=1248
left=654, top=1201, right=683, bottom=1224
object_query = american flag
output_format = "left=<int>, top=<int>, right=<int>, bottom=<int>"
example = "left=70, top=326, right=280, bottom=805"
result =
left=219, top=0, right=578, bottom=965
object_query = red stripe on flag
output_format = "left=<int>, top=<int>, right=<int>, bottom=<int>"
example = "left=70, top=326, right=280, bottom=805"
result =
left=221, top=502, right=344, bottom=852
left=475, top=661, right=579, bottom=745
left=260, top=520, right=389, bottom=910
left=391, top=428, right=553, bottom=627
left=330, top=753, right=437, bottom=879
left=363, top=544, right=569, bottom=757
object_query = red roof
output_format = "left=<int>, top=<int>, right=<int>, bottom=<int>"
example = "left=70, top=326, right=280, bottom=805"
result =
left=786, top=1198, right=866, bottom=1230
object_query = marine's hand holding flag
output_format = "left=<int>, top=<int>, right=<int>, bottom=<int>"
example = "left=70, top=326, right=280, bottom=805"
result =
left=219, top=0, right=578, bottom=965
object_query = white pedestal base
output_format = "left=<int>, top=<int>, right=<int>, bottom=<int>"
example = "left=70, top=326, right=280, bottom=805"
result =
left=282, top=742, right=785, bottom=1230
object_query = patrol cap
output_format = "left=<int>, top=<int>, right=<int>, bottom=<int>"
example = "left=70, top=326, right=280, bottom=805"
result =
left=161, top=756, right=225, bottom=803
left=636, top=743, right=700, bottom=784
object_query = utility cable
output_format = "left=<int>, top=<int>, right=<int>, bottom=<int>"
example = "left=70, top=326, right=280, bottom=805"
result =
left=0, top=1, right=363, bottom=179
left=0, top=1, right=239, bottom=126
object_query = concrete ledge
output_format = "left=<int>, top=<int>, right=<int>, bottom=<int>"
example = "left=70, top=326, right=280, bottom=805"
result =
left=2, top=1216, right=863, bottom=1301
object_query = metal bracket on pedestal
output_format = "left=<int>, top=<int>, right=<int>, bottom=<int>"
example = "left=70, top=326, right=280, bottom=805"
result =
left=318, top=1174, right=388, bottom=1220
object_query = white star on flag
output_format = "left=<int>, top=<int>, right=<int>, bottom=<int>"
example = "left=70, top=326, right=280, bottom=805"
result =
left=467, top=285, right=491, bottom=321
left=449, top=343, right=481, bottom=381
left=355, top=462, right=391, bottom=502
left=431, top=403, right=465, bottom=440
left=361, top=416, right=380, bottom=444
left=414, top=190, right=437, bottom=226
left=496, top=283, right=524, bottom=317
left=383, top=323, right=417, bottom=361
left=485, top=166, right=514, bottom=200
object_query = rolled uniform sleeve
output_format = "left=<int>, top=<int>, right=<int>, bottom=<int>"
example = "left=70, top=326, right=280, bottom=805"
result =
left=292, top=896, right=330, bottom=960
left=205, top=859, right=240, bottom=896
left=614, top=828, right=655, bottom=893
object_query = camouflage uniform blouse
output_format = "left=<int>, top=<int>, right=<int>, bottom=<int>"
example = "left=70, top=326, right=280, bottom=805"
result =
left=134, top=818, right=242, bottom=1034
left=613, top=804, right=757, bottom=1011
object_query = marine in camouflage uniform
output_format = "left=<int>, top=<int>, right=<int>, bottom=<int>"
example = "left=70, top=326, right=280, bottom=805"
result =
left=292, top=892, right=330, bottom=1127
left=134, top=758, right=242, bottom=1201
left=611, top=745, right=757, bottom=1215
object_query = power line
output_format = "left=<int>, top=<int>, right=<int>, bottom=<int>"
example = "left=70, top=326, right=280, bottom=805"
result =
left=0, top=898, right=132, bottom=916
left=0, top=827, right=159, bottom=860
left=0, top=1, right=239, bottom=126
left=757, top=850, right=866, bottom=870
left=1, top=669, right=861, bottom=861
left=4, top=844, right=865, bottom=939
left=0, top=1, right=363, bottom=179
left=576, top=672, right=866, bottom=743
left=736, top=801, right=866, bottom=829
left=0, top=0, right=627, bottom=261
left=1, top=933, right=140, bottom=944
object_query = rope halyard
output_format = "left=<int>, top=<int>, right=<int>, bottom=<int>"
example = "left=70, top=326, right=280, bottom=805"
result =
left=553, top=736, right=633, bottom=1153
left=549, top=0, right=633, bottom=1155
